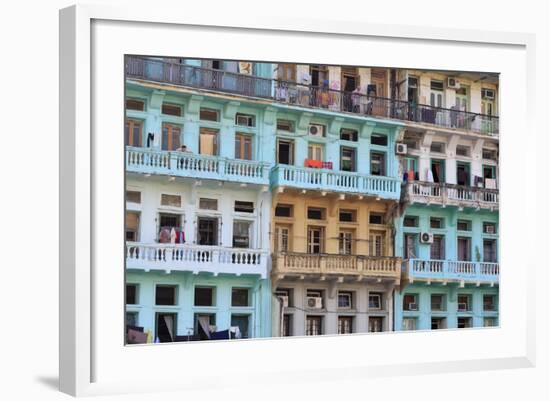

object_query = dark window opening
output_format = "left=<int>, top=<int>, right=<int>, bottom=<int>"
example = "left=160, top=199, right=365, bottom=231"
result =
left=156, top=313, right=177, bottom=343
left=369, top=213, right=384, bottom=225
left=156, top=285, right=177, bottom=305
left=307, top=207, right=325, bottom=220
left=403, top=216, right=418, bottom=227
left=126, top=284, right=138, bottom=305
left=194, top=287, right=215, bottom=306
left=340, top=147, right=356, bottom=172
left=197, top=217, right=218, bottom=246
left=339, top=209, right=356, bottom=222
left=235, top=201, right=254, bottom=213
left=340, top=128, right=358, bottom=142
left=275, top=204, right=293, bottom=217
left=231, top=288, right=250, bottom=307
left=231, top=315, right=250, bottom=339
left=371, top=134, right=388, bottom=146
left=277, top=139, right=294, bottom=165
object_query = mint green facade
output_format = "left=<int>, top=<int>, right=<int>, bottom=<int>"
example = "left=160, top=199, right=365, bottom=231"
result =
left=393, top=204, right=499, bottom=331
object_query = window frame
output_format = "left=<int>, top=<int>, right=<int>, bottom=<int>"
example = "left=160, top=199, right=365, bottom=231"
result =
left=194, top=286, right=216, bottom=307
left=155, top=285, right=178, bottom=306
left=125, top=118, right=143, bottom=147
left=161, top=122, right=182, bottom=151
left=235, top=132, right=253, bottom=160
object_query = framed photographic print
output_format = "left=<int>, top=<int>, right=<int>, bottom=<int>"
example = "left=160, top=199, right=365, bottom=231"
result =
left=59, top=3, right=536, bottom=397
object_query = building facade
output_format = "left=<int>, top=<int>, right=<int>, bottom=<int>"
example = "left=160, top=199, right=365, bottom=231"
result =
left=393, top=69, right=500, bottom=331
left=124, top=56, right=499, bottom=342
left=124, top=62, right=275, bottom=341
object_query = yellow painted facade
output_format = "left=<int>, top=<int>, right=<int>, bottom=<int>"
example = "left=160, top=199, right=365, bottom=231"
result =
left=271, top=191, right=396, bottom=258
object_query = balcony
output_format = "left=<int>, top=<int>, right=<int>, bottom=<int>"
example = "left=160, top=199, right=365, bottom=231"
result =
left=126, top=147, right=271, bottom=185
left=272, top=252, right=401, bottom=282
left=405, top=181, right=499, bottom=210
left=406, top=259, right=499, bottom=285
left=126, top=242, right=269, bottom=278
left=271, top=165, right=401, bottom=199
left=126, top=56, right=499, bottom=136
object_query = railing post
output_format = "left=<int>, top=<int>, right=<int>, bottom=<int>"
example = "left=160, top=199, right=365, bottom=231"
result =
left=218, top=158, right=226, bottom=179
left=319, top=256, right=326, bottom=275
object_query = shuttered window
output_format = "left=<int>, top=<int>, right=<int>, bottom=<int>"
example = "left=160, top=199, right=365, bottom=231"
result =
left=235, top=133, right=252, bottom=160
left=126, top=98, right=145, bottom=111
left=369, top=231, right=385, bottom=257
left=161, top=123, right=181, bottom=151
left=125, top=119, right=143, bottom=147
left=161, top=103, right=182, bottom=116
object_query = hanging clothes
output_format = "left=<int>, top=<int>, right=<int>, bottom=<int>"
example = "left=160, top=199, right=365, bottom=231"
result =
left=147, top=132, right=154, bottom=148
left=159, top=228, right=170, bottom=244
left=426, top=168, right=434, bottom=183
left=408, top=168, right=415, bottom=182
left=170, top=227, right=176, bottom=244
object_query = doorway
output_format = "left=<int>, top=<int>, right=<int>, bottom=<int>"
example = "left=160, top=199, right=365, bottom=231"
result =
left=155, top=312, right=177, bottom=343
left=456, top=162, right=470, bottom=186
left=277, top=139, right=294, bottom=165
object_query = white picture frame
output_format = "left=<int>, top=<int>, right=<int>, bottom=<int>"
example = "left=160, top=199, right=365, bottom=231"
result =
left=59, top=4, right=536, bottom=397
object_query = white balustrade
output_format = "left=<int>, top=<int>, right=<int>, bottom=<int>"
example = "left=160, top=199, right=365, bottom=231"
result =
left=274, top=253, right=400, bottom=278
left=125, top=147, right=270, bottom=185
left=274, top=165, right=400, bottom=199
left=408, top=259, right=499, bottom=283
left=126, top=242, right=268, bottom=277
left=407, top=182, right=498, bottom=209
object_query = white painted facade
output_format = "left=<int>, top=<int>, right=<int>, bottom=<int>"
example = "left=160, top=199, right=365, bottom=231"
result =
left=272, top=280, right=394, bottom=336
left=126, top=175, right=272, bottom=277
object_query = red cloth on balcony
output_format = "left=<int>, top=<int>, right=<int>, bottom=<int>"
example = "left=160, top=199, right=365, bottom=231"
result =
left=304, top=159, right=323, bottom=168
left=321, top=161, right=333, bottom=169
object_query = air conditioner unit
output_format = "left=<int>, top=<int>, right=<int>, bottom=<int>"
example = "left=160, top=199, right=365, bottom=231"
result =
left=236, top=114, right=253, bottom=127
left=482, top=89, right=495, bottom=100
left=457, top=303, right=468, bottom=312
left=396, top=143, right=408, bottom=155
left=447, top=77, right=460, bottom=89
left=278, top=295, right=289, bottom=308
left=408, top=303, right=418, bottom=311
left=308, top=124, right=325, bottom=137
left=306, top=296, right=323, bottom=309
left=420, top=232, right=434, bottom=244
left=484, top=225, right=496, bottom=234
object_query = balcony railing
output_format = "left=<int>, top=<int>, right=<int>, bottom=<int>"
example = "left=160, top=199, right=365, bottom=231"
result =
left=126, top=242, right=269, bottom=278
left=272, top=252, right=401, bottom=280
left=406, top=181, right=499, bottom=209
left=126, top=56, right=499, bottom=136
left=271, top=164, right=401, bottom=199
left=126, top=147, right=271, bottom=185
left=407, top=259, right=499, bottom=284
